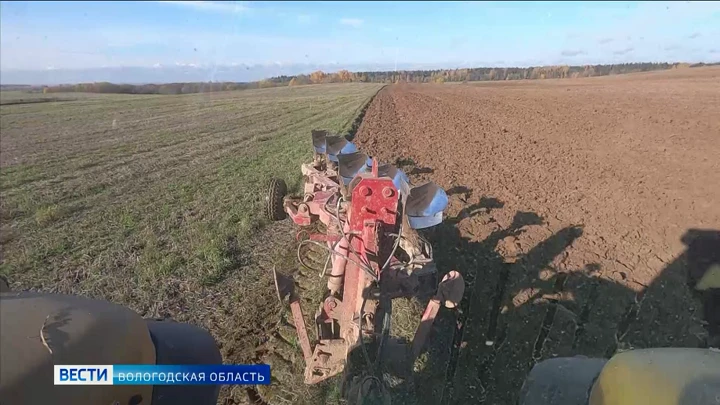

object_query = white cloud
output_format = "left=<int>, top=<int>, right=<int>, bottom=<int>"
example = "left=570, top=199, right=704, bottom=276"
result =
left=154, top=1, right=248, bottom=14
left=339, top=18, right=364, bottom=28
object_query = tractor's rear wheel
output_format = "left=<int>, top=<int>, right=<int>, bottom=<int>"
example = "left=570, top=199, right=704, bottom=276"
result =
left=265, top=178, right=287, bottom=221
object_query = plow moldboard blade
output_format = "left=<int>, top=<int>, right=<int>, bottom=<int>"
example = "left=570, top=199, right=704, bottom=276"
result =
left=405, top=182, right=449, bottom=229
left=338, top=152, right=370, bottom=184
left=325, top=135, right=348, bottom=155
left=326, top=136, right=358, bottom=162
left=378, top=164, right=411, bottom=197
left=312, top=129, right=329, bottom=154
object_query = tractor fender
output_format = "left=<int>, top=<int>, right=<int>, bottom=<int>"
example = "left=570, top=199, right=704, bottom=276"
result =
left=0, top=291, right=222, bottom=405
left=589, top=348, right=720, bottom=405
left=0, top=291, right=156, bottom=405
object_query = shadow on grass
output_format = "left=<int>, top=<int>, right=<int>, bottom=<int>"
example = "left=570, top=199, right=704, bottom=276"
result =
left=0, top=97, right=76, bottom=106
left=199, top=235, right=250, bottom=286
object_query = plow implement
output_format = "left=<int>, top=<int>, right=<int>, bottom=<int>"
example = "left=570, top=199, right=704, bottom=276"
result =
left=266, top=130, right=464, bottom=399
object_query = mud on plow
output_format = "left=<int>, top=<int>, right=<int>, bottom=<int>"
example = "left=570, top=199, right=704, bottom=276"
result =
left=265, top=130, right=465, bottom=402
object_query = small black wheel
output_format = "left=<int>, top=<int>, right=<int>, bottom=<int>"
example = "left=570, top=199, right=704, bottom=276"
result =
left=265, top=178, right=287, bottom=221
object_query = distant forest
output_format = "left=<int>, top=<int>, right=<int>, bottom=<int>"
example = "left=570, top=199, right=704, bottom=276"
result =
left=12, top=62, right=718, bottom=95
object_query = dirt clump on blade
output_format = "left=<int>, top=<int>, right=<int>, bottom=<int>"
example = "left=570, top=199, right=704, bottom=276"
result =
left=354, top=68, right=720, bottom=404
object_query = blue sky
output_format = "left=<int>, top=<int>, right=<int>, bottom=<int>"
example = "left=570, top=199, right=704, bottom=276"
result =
left=1, top=1, right=719, bottom=71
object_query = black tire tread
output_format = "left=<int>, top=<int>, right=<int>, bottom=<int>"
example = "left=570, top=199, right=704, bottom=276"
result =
left=265, top=178, right=287, bottom=221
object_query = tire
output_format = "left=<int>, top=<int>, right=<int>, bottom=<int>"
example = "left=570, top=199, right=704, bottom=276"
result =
left=265, top=178, right=287, bottom=221
left=518, top=357, right=606, bottom=405
left=146, top=321, right=222, bottom=405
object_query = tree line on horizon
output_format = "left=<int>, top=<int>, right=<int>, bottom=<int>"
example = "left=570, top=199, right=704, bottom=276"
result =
left=33, top=62, right=716, bottom=95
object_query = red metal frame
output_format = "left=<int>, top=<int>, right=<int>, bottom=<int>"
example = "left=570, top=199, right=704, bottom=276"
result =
left=278, top=154, right=464, bottom=386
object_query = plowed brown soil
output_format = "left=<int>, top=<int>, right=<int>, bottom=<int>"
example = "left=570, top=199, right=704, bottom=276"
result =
left=354, top=67, right=720, bottom=404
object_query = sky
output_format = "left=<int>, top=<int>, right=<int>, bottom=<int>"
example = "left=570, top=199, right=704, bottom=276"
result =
left=1, top=1, right=719, bottom=77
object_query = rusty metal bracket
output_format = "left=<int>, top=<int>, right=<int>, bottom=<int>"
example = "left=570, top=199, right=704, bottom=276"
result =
left=304, top=339, right=348, bottom=384
left=410, top=270, right=465, bottom=360
left=273, top=267, right=313, bottom=361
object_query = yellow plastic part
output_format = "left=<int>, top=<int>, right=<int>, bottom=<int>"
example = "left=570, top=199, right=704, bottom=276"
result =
left=589, top=348, right=720, bottom=405
left=696, top=264, right=720, bottom=291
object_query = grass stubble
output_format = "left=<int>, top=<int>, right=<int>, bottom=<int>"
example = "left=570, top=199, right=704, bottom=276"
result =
left=0, top=83, right=384, bottom=404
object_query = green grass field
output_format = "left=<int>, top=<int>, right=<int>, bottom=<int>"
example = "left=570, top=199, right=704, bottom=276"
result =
left=0, top=83, right=382, bottom=404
